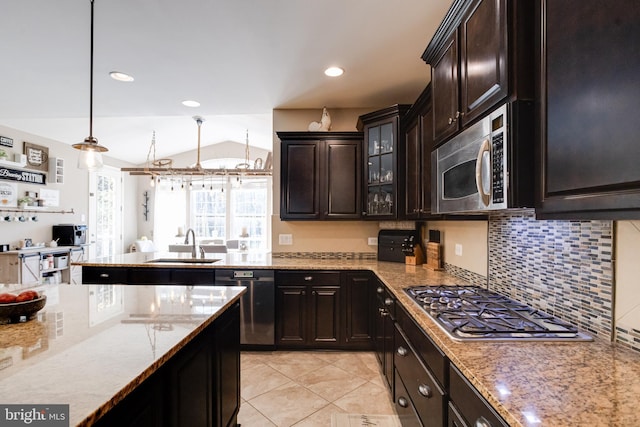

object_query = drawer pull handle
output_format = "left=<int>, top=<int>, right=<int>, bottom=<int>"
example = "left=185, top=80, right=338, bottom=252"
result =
left=396, top=346, right=408, bottom=357
left=304, top=276, right=313, bottom=281
left=380, top=309, right=389, bottom=317
left=99, top=273, right=109, bottom=278
left=376, top=287, right=384, bottom=294
left=397, top=397, right=409, bottom=408
left=384, top=297, right=393, bottom=306
left=474, top=416, right=492, bottom=427
left=418, top=384, right=432, bottom=398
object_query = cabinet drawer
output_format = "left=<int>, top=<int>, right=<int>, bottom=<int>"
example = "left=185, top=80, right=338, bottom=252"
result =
left=450, top=364, right=508, bottom=427
left=82, top=267, right=129, bottom=284
left=128, top=268, right=171, bottom=285
left=394, top=369, right=421, bottom=427
left=396, top=303, right=447, bottom=387
left=276, top=271, right=340, bottom=286
left=395, top=324, right=445, bottom=427
left=171, top=269, right=215, bottom=285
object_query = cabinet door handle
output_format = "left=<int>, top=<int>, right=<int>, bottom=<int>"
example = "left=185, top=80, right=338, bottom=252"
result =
left=379, top=308, right=389, bottom=317
left=376, top=287, right=384, bottom=294
left=397, top=397, right=409, bottom=408
left=301, top=291, right=306, bottom=296
left=418, top=384, right=432, bottom=398
left=396, top=346, right=408, bottom=357
left=304, top=276, right=313, bottom=281
left=99, top=273, right=109, bottom=278
left=312, top=290, right=316, bottom=296
left=474, top=416, right=492, bottom=427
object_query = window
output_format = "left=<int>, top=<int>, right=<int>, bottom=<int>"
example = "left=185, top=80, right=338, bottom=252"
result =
left=153, top=175, right=271, bottom=252
left=191, top=176, right=271, bottom=251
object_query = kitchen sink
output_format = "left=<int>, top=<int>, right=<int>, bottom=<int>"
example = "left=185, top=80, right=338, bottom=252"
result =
left=146, top=258, right=221, bottom=264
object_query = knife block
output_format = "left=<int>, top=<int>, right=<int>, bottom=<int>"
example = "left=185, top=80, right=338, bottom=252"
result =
left=424, top=242, right=443, bottom=271
left=405, top=244, right=424, bottom=265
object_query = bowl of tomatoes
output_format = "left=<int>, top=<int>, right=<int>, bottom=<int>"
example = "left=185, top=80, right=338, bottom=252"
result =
left=0, top=290, right=47, bottom=324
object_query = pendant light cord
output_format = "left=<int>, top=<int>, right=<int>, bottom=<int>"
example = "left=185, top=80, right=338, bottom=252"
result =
left=89, top=0, right=95, bottom=140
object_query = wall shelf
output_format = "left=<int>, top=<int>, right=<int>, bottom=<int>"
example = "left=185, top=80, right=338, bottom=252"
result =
left=0, top=207, right=74, bottom=214
left=0, top=158, right=27, bottom=169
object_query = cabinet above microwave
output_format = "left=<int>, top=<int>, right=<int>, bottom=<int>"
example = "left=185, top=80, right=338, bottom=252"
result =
left=422, top=0, right=535, bottom=146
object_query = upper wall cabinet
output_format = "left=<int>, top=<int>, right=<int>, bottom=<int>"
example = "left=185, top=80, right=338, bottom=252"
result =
left=358, top=105, right=411, bottom=220
left=402, top=86, right=434, bottom=219
left=278, top=132, right=363, bottom=221
left=536, top=0, right=640, bottom=219
left=422, top=0, right=534, bottom=146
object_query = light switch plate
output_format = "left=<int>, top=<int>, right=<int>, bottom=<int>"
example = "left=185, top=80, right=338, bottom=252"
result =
left=279, top=234, right=293, bottom=245
left=455, top=243, right=463, bottom=256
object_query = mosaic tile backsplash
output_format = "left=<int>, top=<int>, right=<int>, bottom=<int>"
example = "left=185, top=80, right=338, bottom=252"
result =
left=487, top=209, right=613, bottom=338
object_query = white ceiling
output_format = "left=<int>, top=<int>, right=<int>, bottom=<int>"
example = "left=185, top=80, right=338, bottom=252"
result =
left=0, top=0, right=452, bottom=164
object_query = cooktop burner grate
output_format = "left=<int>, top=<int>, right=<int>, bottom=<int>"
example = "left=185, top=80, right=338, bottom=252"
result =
left=404, top=285, right=592, bottom=341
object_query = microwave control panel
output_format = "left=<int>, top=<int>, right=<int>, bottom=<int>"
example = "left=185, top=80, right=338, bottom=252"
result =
left=492, top=132, right=505, bottom=203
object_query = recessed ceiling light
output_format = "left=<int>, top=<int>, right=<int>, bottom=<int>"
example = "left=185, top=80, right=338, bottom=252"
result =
left=109, top=71, right=134, bottom=82
left=182, top=100, right=201, bottom=108
left=324, top=67, right=344, bottom=77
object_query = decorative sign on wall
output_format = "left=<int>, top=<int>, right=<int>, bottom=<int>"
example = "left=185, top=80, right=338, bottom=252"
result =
left=0, top=182, right=17, bottom=206
left=0, top=136, right=13, bottom=148
left=0, top=166, right=46, bottom=185
left=39, top=188, right=60, bottom=207
left=23, top=141, right=49, bottom=172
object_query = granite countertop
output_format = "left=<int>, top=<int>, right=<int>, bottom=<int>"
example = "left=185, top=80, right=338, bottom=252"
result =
left=71, top=254, right=640, bottom=425
left=0, top=284, right=245, bottom=426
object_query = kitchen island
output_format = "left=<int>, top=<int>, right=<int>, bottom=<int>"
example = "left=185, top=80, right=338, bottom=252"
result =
left=74, top=252, right=640, bottom=426
left=0, top=283, right=245, bottom=426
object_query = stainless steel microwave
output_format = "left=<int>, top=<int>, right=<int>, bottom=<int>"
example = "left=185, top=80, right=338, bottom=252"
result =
left=431, top=102, right=534, bottom=214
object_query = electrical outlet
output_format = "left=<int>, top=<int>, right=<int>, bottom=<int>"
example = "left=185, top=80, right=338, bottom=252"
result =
left=455, top=243, right=463, bottom=256
left=368, top=237, right=378, bottom=246
left=279, top=234, right=293, bottom=245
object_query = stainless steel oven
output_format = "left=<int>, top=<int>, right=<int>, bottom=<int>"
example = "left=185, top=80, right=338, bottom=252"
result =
left=432, top=101, right=534, bottom=214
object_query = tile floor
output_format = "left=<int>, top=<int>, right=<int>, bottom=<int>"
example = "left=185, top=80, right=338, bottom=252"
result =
left=238, top=350, right=398, bottom=426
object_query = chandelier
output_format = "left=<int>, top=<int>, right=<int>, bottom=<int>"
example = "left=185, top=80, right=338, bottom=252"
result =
left=121, top=116, right=272, bottom=182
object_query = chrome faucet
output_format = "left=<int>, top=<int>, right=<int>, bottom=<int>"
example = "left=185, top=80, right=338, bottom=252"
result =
left=184, top=228, right=197, bottom=258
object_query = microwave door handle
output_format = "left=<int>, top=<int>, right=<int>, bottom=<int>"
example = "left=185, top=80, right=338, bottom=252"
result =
left=475, top=138, right=491, bottom=207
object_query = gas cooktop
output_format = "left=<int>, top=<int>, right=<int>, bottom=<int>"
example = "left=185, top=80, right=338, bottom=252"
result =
left=404, top=285, right=592, bottom=342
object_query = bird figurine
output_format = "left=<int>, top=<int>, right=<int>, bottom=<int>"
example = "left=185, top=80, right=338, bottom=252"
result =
left=308, top=107, right=332, bottom=131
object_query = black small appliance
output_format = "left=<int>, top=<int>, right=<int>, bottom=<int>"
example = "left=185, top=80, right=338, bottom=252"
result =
left=377, top=229, right=419, bottom=263
left=52, top=224, right=87, bottom=246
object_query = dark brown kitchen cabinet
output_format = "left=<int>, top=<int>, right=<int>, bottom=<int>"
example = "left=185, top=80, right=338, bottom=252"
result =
left=275, top=271, right=342, bottom=348
left=342, top=271, right=373, bottom=349
left=403, top=85, right=435, bottom=219
left=278, top=131, right=363, bottom=220
left=395, top=305, right=447, bottom=427
left=358, top=105, right=411, bottom=220
left=536, top=0, right=640, bottom=219
left=423, top=0, right=534, bottom=145
left=94, top=302, right=240, bottom=427
left=449, top=364, right=508, bottom=427
left=372, top=280, right=395, bottom=391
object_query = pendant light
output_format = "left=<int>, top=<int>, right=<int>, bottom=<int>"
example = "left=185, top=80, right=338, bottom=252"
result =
left=72, top=0, right=108, bottom=169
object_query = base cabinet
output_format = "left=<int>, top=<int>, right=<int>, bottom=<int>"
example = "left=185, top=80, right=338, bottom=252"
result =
left=372, top=281, right=395, bottom=390
left=449, top=364, right=508, bottom=427
left=94, top=302, right=240, bottom=427
left=342, top=271, right=373, bottom=348
left=275, top=271, right=342, bottom=348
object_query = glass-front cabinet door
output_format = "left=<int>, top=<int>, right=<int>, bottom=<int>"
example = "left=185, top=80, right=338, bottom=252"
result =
left=359, top=105, right=410, bottom=220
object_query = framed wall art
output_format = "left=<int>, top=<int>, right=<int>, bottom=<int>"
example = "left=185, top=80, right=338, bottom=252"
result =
left=23, top=141, right=49, bottom=172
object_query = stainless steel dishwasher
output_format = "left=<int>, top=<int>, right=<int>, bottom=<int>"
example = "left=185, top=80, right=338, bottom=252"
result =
left=214, top=269, right=275, bottom=348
